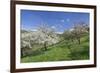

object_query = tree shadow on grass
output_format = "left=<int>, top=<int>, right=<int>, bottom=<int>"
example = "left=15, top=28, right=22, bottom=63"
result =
left=68, top=45, right=89, bottom=60
left=21, top=47, right=52, bottom=58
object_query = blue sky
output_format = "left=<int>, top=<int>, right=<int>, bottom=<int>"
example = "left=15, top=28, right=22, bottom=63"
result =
left=21, top=9, right=89, bottom=32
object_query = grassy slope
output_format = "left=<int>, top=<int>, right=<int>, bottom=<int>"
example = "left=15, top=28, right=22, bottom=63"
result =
left=21, top=34, right=89, bottom=63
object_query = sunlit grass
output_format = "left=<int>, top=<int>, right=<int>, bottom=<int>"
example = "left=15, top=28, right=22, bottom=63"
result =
left=21, top=34, right=89, bottom=63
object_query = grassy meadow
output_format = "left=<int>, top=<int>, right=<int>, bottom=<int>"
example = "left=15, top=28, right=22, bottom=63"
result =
left=21, top=32, right=89, bottom=63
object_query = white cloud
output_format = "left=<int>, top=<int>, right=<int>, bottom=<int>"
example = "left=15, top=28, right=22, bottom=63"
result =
left=69, top=28, right=74, bottom=31
left=61, top=19, right=65, bottom=22
left=51, top=26, right=56, bottom=29
left=66, top=18, right=70, bottom=22
left=32, top=29, right=37, bottom=31
left=61, top=18, right=70, bottom=23
left=56, top=31, right=63, bottom=34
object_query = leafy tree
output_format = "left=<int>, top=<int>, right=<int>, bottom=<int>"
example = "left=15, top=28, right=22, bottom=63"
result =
left=21, top=32, right=33, bottom=57
left=21, top=23, right=59, bottom=57
left=36, top=24, right=59, bottom=51
left=73, top=22, right=88, bottom=44
left=62, top=22, right=88, bottom=44
left=62, top=29, right=75, bottom=42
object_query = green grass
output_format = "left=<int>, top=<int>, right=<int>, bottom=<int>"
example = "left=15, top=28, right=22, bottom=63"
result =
left=21, top=34, right=89, bottom=63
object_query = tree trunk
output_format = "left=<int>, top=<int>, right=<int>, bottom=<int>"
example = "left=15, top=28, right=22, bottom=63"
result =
left=78, top=38, right=80, bottom=44
left=44, top=41, right=47, bottom=51
left=21, top=48, right=24, bottom=57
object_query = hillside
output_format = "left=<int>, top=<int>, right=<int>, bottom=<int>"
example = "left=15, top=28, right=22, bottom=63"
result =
left=21, top=32, right=89, bottom=62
